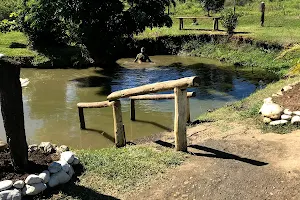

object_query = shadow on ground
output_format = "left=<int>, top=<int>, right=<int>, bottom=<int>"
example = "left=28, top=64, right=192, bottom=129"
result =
left=155, top=140, right=268, bottom=166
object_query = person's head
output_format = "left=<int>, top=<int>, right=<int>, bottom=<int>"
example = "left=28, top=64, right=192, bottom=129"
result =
left=141, top=47, right=146, bottom=53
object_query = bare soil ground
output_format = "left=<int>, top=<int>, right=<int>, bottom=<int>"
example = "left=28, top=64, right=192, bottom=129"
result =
left=0, top=149, right=59, bottom=182
left=125, top=120, right=300, bottom=200
left=273, top=82, right=300, bottom=111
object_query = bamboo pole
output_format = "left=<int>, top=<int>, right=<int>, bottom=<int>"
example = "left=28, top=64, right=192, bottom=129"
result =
left=174, top=87, right=188, bottom=152
left=129, top=92, right=195, bottom=100
left=107, top=76, right=200, bottom=101
left=112, top=100, right=126, bottom=147
left=130, top=99, right=135, bottom=121
left=78, top=107, right=86, bottom=129
left=77, top=101, right=114, bottom=108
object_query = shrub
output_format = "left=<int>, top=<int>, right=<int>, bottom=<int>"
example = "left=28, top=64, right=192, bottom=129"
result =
left=220, top=9, right=241, bottom=34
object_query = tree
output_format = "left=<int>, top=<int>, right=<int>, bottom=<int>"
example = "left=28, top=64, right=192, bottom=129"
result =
left=199, top=0, right=225, bottom=16
left=0, top=56, right=28, bottom=171
left=20, top=0, right=173, bottom=64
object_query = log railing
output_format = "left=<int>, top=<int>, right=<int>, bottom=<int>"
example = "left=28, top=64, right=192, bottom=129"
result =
left=77, top=100, right=126, bottom=148
left=129, top=92, right=196, bottom=122
left=77, top=76, right=200, bottom=151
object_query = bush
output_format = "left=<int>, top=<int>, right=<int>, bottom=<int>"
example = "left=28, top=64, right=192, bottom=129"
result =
left=199, top=0, right=225, bottom=16
left=0, top=0, right=21, bottom=20
left=220, top=9, right=241, bottom=33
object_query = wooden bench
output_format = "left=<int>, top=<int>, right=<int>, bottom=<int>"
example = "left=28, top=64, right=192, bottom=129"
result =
left=175, top=16, right=220, bottom=31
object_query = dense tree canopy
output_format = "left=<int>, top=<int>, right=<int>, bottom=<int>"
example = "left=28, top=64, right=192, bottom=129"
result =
left=199, top=0, right=225, bottom=16
left=20, top=0, right=173, bottom=63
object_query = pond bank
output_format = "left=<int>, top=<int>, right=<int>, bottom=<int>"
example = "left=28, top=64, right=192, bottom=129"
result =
left=2, top=32, right=299, bottom=79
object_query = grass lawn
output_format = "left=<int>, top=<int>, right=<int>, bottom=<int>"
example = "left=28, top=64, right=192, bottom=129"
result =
left=138, top=0, right=300, bottom=45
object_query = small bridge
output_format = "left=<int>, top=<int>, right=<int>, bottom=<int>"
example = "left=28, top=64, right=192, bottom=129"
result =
left=77, top=76, right=200, bottom=151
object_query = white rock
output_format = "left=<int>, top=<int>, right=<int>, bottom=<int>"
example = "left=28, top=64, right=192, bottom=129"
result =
left=39, top=142, right=54, bottom=154
left=0, top=189, right=21, bottom=200
left=22, top=183, right=47, bottom=196
left=48, top=161, right=62, bottom=173
left=282, top=85, right=292, bottom=92
left=61, top=151, right=75, bottom=164
left=20, top=78, right=30, bottom=87
left=72, top=157, right=80, bottom=165
left=56, top=145, right=69, bottom=153
left=259, top=100, right=283, bottom=120
left=284, top=109, right=293, bottom=115
left=68, top=165, right=75, bottom=178
left=281, top=114, right=292, bottom=120
left=263, top=117, right=272, bottom=124
left=13, top=180, right=24, bottom=189
left=47, top=175, right=59, bottom=188
left=55, top=170, right=71, bottom=184
left=0, top=180, right=13, bottom=192
left=291, top=116, right=300, bottom=125
left=293, top=111, right=300, bottom=116
left=272, top=93, right=279, bottom=97
left=57, top=160, right=70, bottom=172
left=25, top=175, right=42, bottom=185
left=270, top=120, right=288, bottom=126
left=276, top=91, right=283, bottom=96
left=48, top=170, right=70, bottom=187
left=39, top=170, right=50, bottom=184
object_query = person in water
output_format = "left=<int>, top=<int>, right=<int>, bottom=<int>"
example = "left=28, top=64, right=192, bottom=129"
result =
left=134, top=47, right=152, bottom=63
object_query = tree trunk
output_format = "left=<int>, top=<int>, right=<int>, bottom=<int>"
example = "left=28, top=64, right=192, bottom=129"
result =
left=0, top=58, right=28, bottom=171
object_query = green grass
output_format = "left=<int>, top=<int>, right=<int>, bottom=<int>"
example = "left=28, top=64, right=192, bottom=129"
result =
left=76, top=145, right=186, bottom=193
left=198, top=75, right=300, bottom=133
left=0, top=31, right=37, bottom=57
left=138, top=0, right=300, bottom=45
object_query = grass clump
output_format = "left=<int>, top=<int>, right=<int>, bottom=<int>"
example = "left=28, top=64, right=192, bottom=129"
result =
left=76, top=145, right=186, bottom=192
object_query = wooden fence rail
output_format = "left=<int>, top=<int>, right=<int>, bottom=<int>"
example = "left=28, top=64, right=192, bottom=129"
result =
left=77, top=100, right=126, bottom=148
left=77, top=76, right=200, bottom=151
left=129, top=92, right=196, bottom=122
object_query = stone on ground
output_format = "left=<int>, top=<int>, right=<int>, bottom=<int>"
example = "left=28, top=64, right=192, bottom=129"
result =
left=28, top=144, right=38, bottom=152
left=56, top=145, right=69, bottom=153
left=281, top=114, right=292, bottom=120
left=60, top=151, right=75, bottom=164
left=259, top=100, right=283, bottom=120
left=270, top=120, right=288, bottom=126
left=25, top=175, right=42, bottom=185
left=13, top=181, right=24, bottom=189
left=284, top=109, right=293, bottom=115
left=57, top=160, right=70, bottom=172
left=48, top=170, right=71, bottom=187
left=48, top=161, right=62, bottom=173
left=263, top=117, right=272, bottom=124
left=39, top=170, right=50, bottom=184
left=39, top=142, right=54, bottom=154
left=291, top=116, right=300, bottom=125
left=0, top=180, right=13, bottom=192
left=293, top=111, right=300, bottom=116
left=22, top=183, right=47, bottom=196
left=0, top=189, right=22, bottom=200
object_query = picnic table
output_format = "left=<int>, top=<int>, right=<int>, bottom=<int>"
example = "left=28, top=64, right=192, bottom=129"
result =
left=175, top=16, right=220, bottom=31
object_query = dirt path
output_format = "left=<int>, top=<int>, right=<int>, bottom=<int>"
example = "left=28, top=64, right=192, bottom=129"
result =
left=125, top=121, right=300, bottom=200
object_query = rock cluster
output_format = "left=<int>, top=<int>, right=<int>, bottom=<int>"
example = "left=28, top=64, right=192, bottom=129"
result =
left=260, top=82, right=300, bottom=126
left=0, top=142, right=79, bottom=199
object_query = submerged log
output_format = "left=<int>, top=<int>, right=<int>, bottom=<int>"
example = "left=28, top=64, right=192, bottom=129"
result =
left=107, top=76, right=200, bottom=101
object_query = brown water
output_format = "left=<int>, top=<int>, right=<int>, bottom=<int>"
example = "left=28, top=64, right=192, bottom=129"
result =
left=0, top=55, right=266, bottom=149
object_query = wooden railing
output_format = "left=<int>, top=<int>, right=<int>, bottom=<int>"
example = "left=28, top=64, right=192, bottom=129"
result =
left=77, top=76, right=200, bottom=151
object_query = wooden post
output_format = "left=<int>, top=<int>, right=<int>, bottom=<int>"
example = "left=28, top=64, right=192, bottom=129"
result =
left=260, top=2, right=265, bottom=27
left=0, top=56, right=28, bottom=170
left=186, top=99, right=191, bottom=123
left=174, top=87, right=188, bottom=152
left=78, top=107, right=86, bottom=129
left=130, top=99, right=136, bottom=121
left=112, top=100, right=126, bottom=147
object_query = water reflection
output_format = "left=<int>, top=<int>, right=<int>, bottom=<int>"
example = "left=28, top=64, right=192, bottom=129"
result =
left=0, top=56, right=267, bottom=149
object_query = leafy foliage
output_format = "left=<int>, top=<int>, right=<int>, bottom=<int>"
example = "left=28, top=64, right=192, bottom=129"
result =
left=20, top=0, right=173, bottom=63
left=0, top=0, right=21, bottom=20
left=220, top=8, right=241, bottom=33
left=199, top=0, right=225, bottom=16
